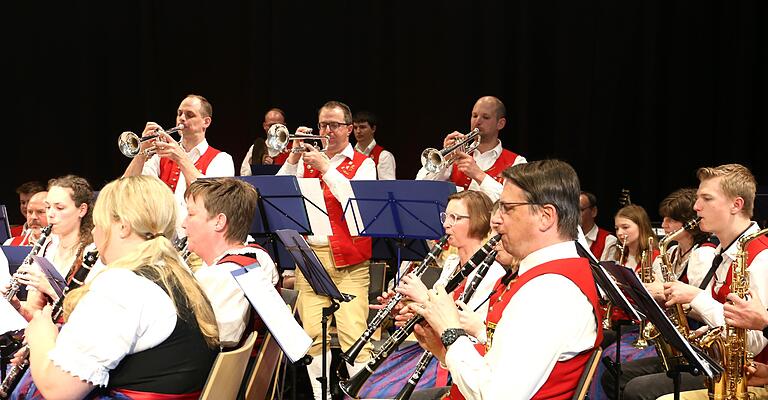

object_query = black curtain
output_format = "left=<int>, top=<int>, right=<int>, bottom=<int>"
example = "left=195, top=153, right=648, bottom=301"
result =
left=3, top=0, right=766, bottom=230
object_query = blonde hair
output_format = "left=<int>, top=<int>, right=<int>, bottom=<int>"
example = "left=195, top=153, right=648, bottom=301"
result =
left=447, top=191, right=493, bottom=240
left=697, top=163, right=756, bottom=218
left=613, top=204, right=657, bottom=265
left=64, top=176, right=219, bottom=348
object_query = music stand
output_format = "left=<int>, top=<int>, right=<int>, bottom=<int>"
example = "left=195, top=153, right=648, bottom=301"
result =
left=249, top=164, right=282, bottom=176
left=344, top=180, right=455, bottom=283
left=237, top=176, right=318, bottom=271
left=275, top=229, right=351, bottom=400
left=0, top=205, right=11, bottom=244
left=599, top=260, right=723, bottom=400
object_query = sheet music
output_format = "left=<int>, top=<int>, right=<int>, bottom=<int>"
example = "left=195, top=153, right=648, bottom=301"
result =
left=232, top=267, right=312, bottom=363
left=297, top=178, right=333, bottom=237
left=31, top=255, right=67, bottom=299
left=0, top=297, right=27, bottom=332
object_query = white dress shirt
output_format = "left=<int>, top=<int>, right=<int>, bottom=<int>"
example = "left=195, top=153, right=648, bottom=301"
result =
left=689, top=222, right=768, bottom=355
left=584, top=224, right=618, bottom=261
left=415, top=139, right=526, bottom=202
left=354, top=139, right=397, bottom=180
left=48, top=268, right=178, bottom=386
left=444, top=241, right=596, bottom=400
left=651, top=243, right=716, bottom=288
left=142, top=139, right=235, bottom=235
left=276, top=144, right=376, bottom=246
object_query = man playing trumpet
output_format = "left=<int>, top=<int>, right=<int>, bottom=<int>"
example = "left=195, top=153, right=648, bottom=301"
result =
left=416, top=96, right=527, bottom=202
left=276, top=100, right=376, bottom=400
left=123, top=94, right=235, bottom=236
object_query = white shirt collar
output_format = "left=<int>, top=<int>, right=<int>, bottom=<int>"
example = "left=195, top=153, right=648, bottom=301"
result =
left=186, top=138, right=209, bottom=159
left=720, top=221, right=760, bottom=261
left=518, top=241, right=579, bottom=276
left=335, top=143, right=356, bottom=161
left=355, top=139, right=377, bottom=156
left=473, top=138, right=503, bottom=157
left=584, top=224, right=598, bottom=241
left=209, top=244, right=254, bottom=266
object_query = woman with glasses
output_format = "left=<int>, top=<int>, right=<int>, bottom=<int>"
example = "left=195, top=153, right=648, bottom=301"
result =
left=357, top=190, right=507, bottom=399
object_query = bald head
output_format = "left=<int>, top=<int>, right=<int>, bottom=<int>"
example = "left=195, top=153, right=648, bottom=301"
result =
left=263, top=108, right=286, bottom=133
left=474, top=96, right=506, bottom=119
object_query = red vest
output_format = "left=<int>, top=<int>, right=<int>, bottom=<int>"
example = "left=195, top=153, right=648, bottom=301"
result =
left=448, top=257, right=602, bottom=400
left=708, top=235, right=768, bottom=362
left=589, top=227, right=611, bottom=260
left=159, top=146, right=222, bottom=192
left=303, top=151, right=372, bottom=267
left=449, top=148, right=519, bottom=190
left=368, top=144, right=384, bottom=165
left=10, top=225, right=23, bottom=238
left=273, top=143, right=292, bottom=165
left=8, top=235, right=30, bottom=246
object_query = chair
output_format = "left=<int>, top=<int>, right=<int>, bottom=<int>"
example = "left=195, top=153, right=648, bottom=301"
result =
left=242, top=288, right=300, bottom=400
left=200, top=331, right=259, bottom=400
left=571, top=347, right=603, bottom=400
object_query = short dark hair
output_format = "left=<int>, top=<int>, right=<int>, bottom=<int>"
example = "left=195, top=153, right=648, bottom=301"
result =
left=659, top=188, right=708, bottom=243
left=353, top=111, right=378, bottom=128
left=502, top=159, right=581, bottom=239
left=16, top=181, right=46, bottom=196
left=186, top=94, right=213, bottom=118
left=320, top=101, right=352, bottom=124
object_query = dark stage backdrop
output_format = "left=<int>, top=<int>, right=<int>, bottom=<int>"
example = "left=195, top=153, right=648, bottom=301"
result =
left=3, top=0, right=766, bottom=230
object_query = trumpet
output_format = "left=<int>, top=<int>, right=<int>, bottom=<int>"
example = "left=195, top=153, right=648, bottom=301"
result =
left=118, top=124, right=185, bottom=158
left=265, top=123, right=329, bottom=154
left=420, top=128, right=481, bottom=173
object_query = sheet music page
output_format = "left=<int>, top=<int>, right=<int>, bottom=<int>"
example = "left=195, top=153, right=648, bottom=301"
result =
left=232, top=268, right=312, bottom=363
left=297, top=178, right=333, bottom=237
left=0, top=297, right=28, bottom=332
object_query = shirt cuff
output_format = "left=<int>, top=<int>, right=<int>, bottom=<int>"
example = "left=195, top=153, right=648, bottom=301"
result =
left=48, top=346, right=110, bottom=387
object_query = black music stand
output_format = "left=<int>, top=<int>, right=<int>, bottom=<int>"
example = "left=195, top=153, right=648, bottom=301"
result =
left=599, top=260, right=723, bottom=400
left=576, top=242, right=641, bottom=400
left=0, top=206, right=11, bottom=244
left=237, top=176, right=323, bottom=273
left=275, top=229, right=351, bottom=400
left=344, top=180, right=455, bottom=284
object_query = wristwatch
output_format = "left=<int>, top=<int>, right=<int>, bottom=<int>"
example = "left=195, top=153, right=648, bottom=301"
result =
left=441, top=328, right=467, bottom=348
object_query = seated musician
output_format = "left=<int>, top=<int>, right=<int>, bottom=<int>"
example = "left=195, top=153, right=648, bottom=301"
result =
left=411, top=159, right=602, bottom=399
left=182, top=177, right=280, bottom=349
left=4, top=175, right=96, bottom=321
left=11, top=175, right=219, bottom=400
left=357, top=190, right=506, bottom=399
left=626, top=164, right=768, bottom=400
left=601, top=188, right=716, bottom=399
left=415, top=96, right=526, bottom=202
left=5, top=190, right=48, bottom=246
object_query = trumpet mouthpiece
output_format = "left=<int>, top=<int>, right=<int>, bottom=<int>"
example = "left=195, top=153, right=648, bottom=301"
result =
left=178, top=124, right=185, bottom=129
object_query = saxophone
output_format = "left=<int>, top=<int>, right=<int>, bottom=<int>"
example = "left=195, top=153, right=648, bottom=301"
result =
left=697, top=227, right=768, bottom=400
left=633, top=236, right=655, bottom=349
left=652, top=218, right=699, bottom=371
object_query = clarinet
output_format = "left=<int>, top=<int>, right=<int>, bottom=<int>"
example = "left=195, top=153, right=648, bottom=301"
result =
left=340, top=234, right=451, bottom=365
left=0, top=250, right=99, bottom=399
left=339, top=234, right=501, bottom=399
left=395, top=248, right=499, bottom=400
left=4, top=225, right=52, bottom=302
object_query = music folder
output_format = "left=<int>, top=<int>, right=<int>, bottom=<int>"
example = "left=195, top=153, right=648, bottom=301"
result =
left=600, top=261, right=723, bottom=378
left=231, top=265, right=312, bottom=363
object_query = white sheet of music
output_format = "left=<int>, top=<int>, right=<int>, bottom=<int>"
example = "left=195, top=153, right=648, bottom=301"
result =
left=232, top=268, right=311, bottom=363
left=0, top=297, right=27, bottom=333
left=297, top=178, right=333, bottom=236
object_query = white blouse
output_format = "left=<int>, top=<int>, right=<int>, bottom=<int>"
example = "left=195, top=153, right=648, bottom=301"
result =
left=48, top=268, right=177, bottom=386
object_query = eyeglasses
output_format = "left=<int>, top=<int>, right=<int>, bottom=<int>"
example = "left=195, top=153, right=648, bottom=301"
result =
left=440, top=212, right=470, bottom=226
left=318, top=122, right=349, bottom=132
left=497, top=201, right=540, bottom=214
